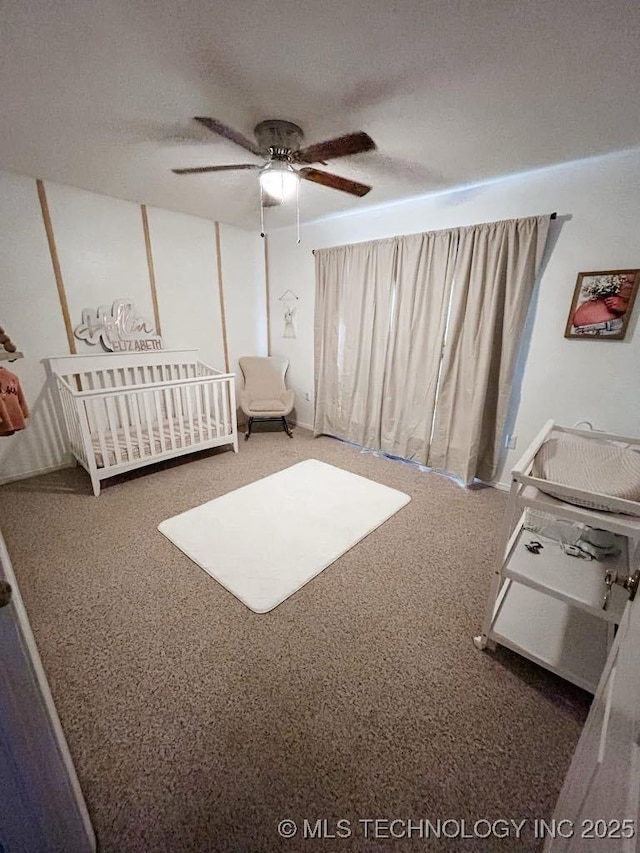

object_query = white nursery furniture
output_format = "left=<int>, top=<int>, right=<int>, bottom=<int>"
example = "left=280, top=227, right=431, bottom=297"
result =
left=475, top=420, right=640, bottom=693
left=49, top=350, right=238, bottom=496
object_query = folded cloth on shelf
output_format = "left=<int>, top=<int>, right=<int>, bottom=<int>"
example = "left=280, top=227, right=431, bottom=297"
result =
left=532, top=434, right=640, bottom=514
left=576, top=527, right=621, bottom=559
left=524, top=510, right=622, bottom=561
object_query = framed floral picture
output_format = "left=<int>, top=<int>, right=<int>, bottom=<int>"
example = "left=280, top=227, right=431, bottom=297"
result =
left=564, top=269, right=640, bottom=340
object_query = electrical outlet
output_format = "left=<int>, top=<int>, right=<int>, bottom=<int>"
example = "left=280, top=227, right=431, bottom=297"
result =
left=305, top=392, right=311, bottom=401
left=506, top=434, right=517, bottom=450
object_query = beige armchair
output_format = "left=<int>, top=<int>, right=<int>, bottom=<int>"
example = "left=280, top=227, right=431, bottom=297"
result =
left=238, top=356, right=295, bottom=439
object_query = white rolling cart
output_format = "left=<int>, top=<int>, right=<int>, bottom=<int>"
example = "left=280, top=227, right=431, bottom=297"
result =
left=474, top=420, right=640, bottom=693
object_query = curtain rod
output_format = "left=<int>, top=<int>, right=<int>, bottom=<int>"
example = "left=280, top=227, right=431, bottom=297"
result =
left=311, top=212, right=558, bottom=254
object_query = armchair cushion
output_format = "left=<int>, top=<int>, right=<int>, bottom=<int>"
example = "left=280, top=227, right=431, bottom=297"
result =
left=250, top=398, right=287, bottom=413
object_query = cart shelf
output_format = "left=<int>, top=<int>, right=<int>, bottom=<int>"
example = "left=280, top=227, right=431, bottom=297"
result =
left=475, top=420, right=640, bottom=693
left=504, top=529, right=628, bottom=624
left=491, top=581, right=612, bottom=694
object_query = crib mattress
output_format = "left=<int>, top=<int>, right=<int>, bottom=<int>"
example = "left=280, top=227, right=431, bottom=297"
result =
left=91, top=416, right=225, bottom=468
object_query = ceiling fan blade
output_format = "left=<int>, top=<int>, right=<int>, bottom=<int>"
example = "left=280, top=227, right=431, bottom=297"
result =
left=296, top=131, right=376, bottom=164
left=298, top=167, right=372, bottom=197
left=194, top=117, right=262, bottom=156
left=172, top=164, right=259, bottom=175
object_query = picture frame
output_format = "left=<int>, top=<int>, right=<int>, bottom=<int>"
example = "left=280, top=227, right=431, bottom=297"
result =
left=564, top=269, right=640, bottom=341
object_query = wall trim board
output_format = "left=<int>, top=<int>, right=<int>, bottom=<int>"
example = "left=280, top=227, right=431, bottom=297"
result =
left=0, top=460, right=75, bottom=487
left=214, top=222, right=230, bottom=372
left=263, top=235, right=271, bottom=355
left=140, top=204, right=162, bottom=336
left=36, top=179, right=75, bottom=354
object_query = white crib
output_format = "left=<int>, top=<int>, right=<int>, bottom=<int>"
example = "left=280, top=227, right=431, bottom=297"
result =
left=49, top=349, right=238, bottom=496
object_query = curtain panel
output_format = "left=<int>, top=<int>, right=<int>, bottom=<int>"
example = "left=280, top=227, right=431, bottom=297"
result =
left=379, top=231, right=458, bottom=462
left=314, top=241, right=396, bottom=450
left=427, top=216, right=550, bottom=483
left=314, top=214, right=550, bottom=484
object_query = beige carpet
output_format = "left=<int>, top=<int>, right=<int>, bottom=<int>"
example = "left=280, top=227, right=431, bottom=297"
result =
left=0, top=427, right=591, bottom=853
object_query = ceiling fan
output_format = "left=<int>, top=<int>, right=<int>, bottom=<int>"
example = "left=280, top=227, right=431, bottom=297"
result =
left=172, top=117, right=376, bottom=205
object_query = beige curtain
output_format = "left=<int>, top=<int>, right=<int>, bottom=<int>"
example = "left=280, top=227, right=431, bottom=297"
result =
left=314, top=214, right=550, bottom=484
left=427, top=215, right=550, bottom=484
left=314, top=231, right=457, bottom=459
left=379, top=231, right=458, bottom=462
left=314, top=240, right=396, bottom=449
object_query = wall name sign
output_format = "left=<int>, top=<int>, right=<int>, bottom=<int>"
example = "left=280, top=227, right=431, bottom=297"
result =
left=74, top=299, right=163, bottom=352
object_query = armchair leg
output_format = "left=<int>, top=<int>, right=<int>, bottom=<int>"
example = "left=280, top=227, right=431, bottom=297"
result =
left=282, top=417, right=293, bottom=438
left=245, top=417, right=253, bottom=440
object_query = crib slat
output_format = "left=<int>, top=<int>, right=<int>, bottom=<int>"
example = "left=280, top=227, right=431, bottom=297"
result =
left=90, top=397, right=109, bottom=469
left=73, top=398, right=84, bottom=458
left=73, top=397, right=86, bottom=459
left=204, top=382, right=213, bottom=439
left=59, top=385, right=76, bottom=455
left=117, top=396, right=134, bottom=461
left=194, top=380, right=204, bottom=442
left=130, top=391, right=145, bottom=458
left=221, top=380, right=230, bottom=436
left=183, top=385, right=194, bottom=446
left=212, top=381, right=221, bottom=438
left=142, top=392, right=156, bottom=455
left=153, top=388, right=167, bottom=453
left=174, top=385, right=186, bottom=447
left=164, top=387, right=177, bottom=449
left=105, top=397, right=122, bottom=465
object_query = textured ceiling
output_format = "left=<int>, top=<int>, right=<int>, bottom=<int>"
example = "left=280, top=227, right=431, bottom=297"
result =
left=2, top=0, right=640, bottom=230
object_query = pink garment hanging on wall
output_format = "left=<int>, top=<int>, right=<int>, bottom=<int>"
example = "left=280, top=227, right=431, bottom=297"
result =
left=0, top=367, right=29, bottom=435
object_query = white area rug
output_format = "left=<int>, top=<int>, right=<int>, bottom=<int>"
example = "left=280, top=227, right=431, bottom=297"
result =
left=158, top=459, right=411, bottom=613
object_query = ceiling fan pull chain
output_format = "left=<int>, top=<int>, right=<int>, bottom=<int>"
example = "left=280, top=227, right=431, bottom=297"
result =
left=296, top=178, right=300, bottom=244
left=260, top=183, right=265, bottom=238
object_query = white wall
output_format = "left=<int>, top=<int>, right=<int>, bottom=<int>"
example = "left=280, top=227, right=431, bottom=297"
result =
left=145, top=206, right=225, bottom=369
left=218, top=222, right=268, bottom=388
left=45, top=183, right=155, bottom=354
left=0, top=171, right=266, bottom=483
left=267, top=147, right=640, bottom=482
left=0, top=172, right=70, bottom=478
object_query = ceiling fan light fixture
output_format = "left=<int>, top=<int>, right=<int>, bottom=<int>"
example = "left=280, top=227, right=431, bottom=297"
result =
left=259, top=161, right=298, bottom=203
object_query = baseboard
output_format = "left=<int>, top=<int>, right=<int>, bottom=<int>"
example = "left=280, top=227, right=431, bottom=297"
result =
left=490, top=480, right=510, bottom=492
left=293, top=420, right=313, bottom=431
left=0, top=460, right=74, bottom=487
